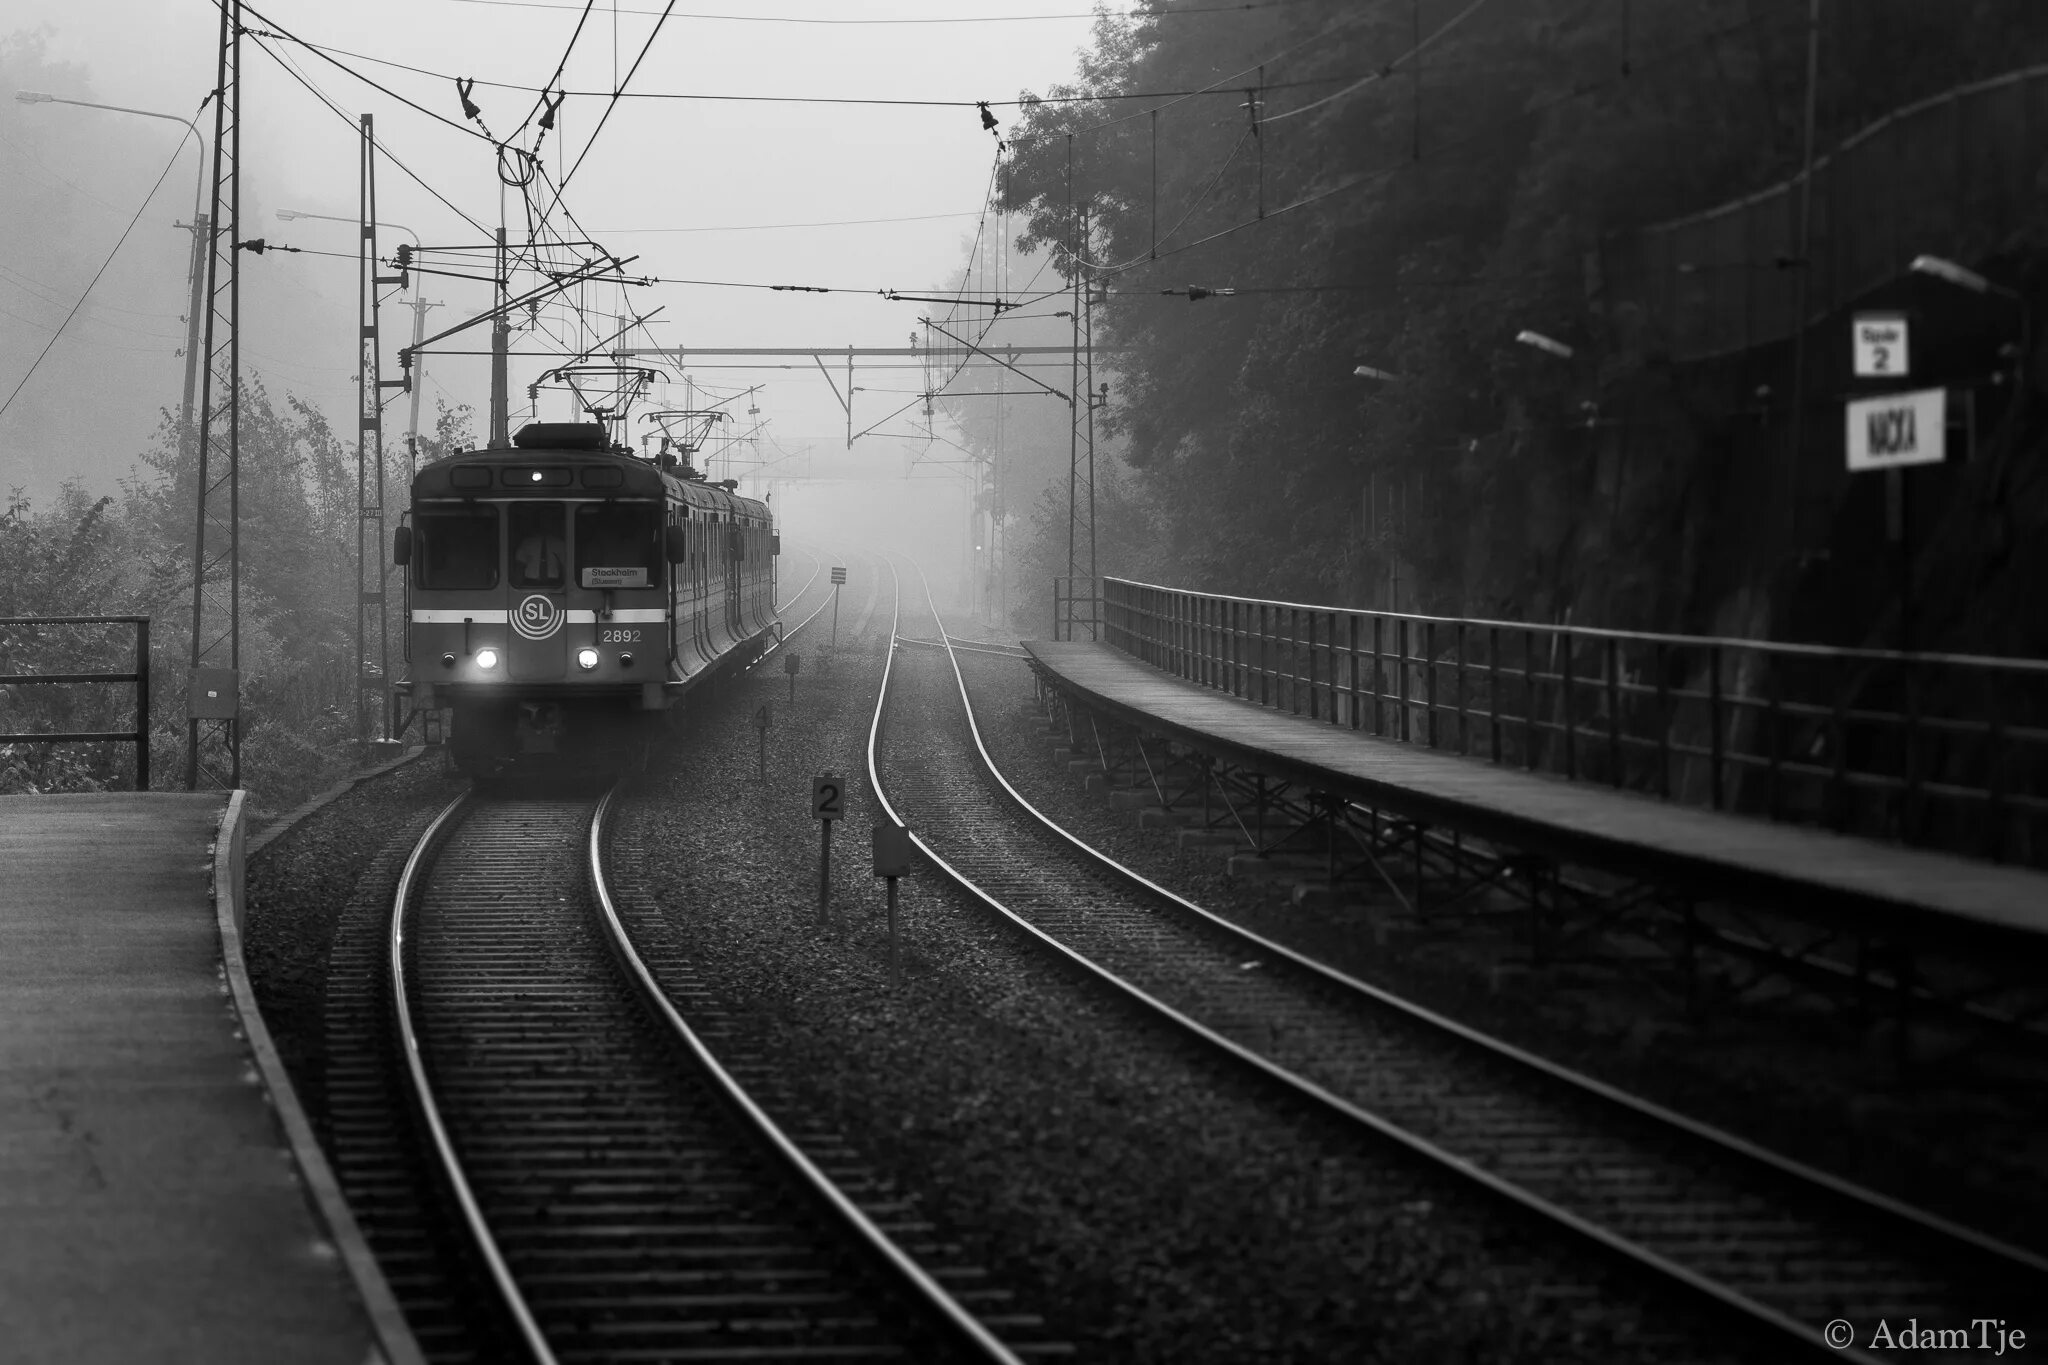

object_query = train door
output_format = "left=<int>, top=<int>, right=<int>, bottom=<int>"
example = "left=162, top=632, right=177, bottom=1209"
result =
left=506, top=501, right=569, bottom=680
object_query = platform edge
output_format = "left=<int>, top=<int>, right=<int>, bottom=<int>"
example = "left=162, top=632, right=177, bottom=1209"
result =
left=213, top=789, right=426, bottom=1365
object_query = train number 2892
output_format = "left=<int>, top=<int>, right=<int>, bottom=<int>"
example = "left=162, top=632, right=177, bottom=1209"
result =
left=599, top=628, right=642, bottom=643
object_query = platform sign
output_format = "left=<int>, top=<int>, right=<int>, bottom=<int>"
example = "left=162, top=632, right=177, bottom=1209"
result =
left=830, top=566, right=847, bottom=584
left=1846, top=387, right=1946, bottom=471
left=1853, top=312, right=1909, bottom=379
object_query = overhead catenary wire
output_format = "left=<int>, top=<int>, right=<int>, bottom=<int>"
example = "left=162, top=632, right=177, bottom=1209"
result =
left=247, top=31, right=497, bottom=240
left=232, top=30, right=1359, bottom=111
left=514, top=0, right=596, bottom=138
left=549, top=0, right=677, bottom=203
left=438, top=0, right=1326, bottom=23
left=0, top=122, right=194, bottom=421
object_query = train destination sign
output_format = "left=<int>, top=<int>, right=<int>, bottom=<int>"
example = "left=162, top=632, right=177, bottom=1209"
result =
left=581, top=566, right=649, bottom=588
left=1852, top=312, right=1909, bottom=378
left=1845, top=386, right=1946, bottom=471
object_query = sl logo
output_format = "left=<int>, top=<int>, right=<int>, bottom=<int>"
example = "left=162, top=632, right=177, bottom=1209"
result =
left=512, top=594, right=562, bottom=641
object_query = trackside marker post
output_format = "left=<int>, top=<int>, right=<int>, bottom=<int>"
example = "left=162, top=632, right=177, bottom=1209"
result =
left=830, top=566, right=846, bottom=648
left=812, top=773, right=843, bottom=925
left=872, top=822, right=913, bottom=985
left=784, top=650, right=801, bottom=703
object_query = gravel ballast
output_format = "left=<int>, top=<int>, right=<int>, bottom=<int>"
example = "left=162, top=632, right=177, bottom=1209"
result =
left=614, top=568, right=1748, bottom=1363
left=952, top=626, right=2048, bottom=1252
left=245, top=752, right=470, bottom=1129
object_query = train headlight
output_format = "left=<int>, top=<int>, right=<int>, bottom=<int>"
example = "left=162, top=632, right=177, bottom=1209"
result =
left=475, top=647, right=499, bottom=670
left=618, top=652, right=634, bottom=668
left=440, top=652, right=456, bottom=668
left=576, top=647, right=600, bottom=670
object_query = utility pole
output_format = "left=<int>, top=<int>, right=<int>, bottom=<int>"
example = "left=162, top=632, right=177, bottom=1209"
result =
left=176, top=214, right=208, bottom=441
left=490, top=225, right=510, bottom=446
left=185, top=0, right=242, bottom=789
left=357, top=113, right=407, bottom=751
left=404, top=294, right=439, bottom=476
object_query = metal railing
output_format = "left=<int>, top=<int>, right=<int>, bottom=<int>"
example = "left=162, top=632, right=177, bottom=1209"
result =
left=1100, top=579, right=2048, bottom=867
left=0, top=616, right=153, bottom=791
left=1051, top=576, right=1099, bottom=643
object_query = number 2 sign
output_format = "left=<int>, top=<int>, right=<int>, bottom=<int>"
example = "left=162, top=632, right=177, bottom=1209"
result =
left=812, top=774, right=844, bottom=821
left=1853, top=313, right=1909, bottom=379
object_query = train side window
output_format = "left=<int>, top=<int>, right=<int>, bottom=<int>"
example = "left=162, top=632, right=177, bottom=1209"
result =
left=414, top=506, right=500, bottom=590
left=508, top=502, right=567, bottom=588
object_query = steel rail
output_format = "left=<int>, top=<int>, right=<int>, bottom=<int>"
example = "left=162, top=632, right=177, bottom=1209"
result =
left=1020, top=677, right=2048, bottom=1271
left=752, top=541, right=840, bottom=668
left=585, top=786, right=1024, bottom=1364
left=872, top=558, right=2045, bottom=1364
left=387, top=788, right=560, bottom=1364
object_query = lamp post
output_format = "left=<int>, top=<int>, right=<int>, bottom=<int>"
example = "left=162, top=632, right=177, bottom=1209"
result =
left=1909, top=254, right=2032, bottom=387
left=276, top=210, right=435, bottom=470
left=16, top=90, right=208, bottom=438
left=1514, top=329, right=1576, bottom=361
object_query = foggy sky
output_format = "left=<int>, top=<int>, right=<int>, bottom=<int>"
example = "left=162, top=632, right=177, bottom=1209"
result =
left=1, top=0, right=1103, bottom=507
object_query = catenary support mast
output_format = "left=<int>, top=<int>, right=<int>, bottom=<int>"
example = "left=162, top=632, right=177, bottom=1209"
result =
left=184, top=0, right=241, bottom=789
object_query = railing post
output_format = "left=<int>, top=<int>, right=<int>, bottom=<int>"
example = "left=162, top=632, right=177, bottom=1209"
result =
left=1425, top=620, right=1438, bottom=748
left=1290, top=608, right=1302, bottom=715
left=1709, top=644, right=1725, bottom=810
left=1397, top=617, right=1410, bottom=742
left=1489, top=625, right=1501, bottom=762
left=1830, top=658, right=1849, bottom=831
left=1766, top=656, right=1783, bottom=819
left=1523, top=628, right=1537, bottom=770
left=1984, top=671, right=2006, bottom=861
left=1306, top=610, right=1318, bottom=720
left=1456, top=621, right=1468, bottom=756
left=1245, top=609, right=1261, bottom=716
left=1606, top=636, right=1622, bottom=787
left=1328, top=610, right=1339, bottom=725
left=1561, top=629, right=1577, bottom=781
left=1349, top=613, right=1361, bottom=729
left=1656, top=640, right=1672, bottom=800
left=1904, top=657, right=1924, bottom=843
left=135, top=616, right=150, bottom=792
left=1373, top=615, right=1384, bottom=735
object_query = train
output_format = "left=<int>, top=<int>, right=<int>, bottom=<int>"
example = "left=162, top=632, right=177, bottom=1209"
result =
left=394, top=421, right=778, bottom=775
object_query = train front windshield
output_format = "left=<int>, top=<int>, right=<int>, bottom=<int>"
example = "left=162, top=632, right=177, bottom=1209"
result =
left=415, top=506, right=500, bottom=589
left=575, top=503, right=661, bottom=587
left=414, top=500, right=663, bottom=591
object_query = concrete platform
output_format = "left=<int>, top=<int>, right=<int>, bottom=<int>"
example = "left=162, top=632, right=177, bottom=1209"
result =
left=1026, top=639, right=2048, bottom=950
left=0, top=791, right=416, bottom=1365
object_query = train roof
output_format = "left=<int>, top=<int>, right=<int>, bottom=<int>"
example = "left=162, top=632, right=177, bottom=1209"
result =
left=415, top=425, right=771, bottom=525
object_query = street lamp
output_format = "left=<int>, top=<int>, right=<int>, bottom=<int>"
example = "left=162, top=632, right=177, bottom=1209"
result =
left=17, top=90, right=208, bottom=436
left=1514, top=329, right=1575, bottom=360
left=1909, top=253, right=2031, bottom=386
left=276, top=206, right=420, bottom=254
left=278, top=208, right=433, bottom=465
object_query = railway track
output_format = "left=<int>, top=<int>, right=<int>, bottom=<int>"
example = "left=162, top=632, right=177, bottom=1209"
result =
left=328, top=778, right=1023, bottom=1362
left=869, top=559, right=2048, bottom=1364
